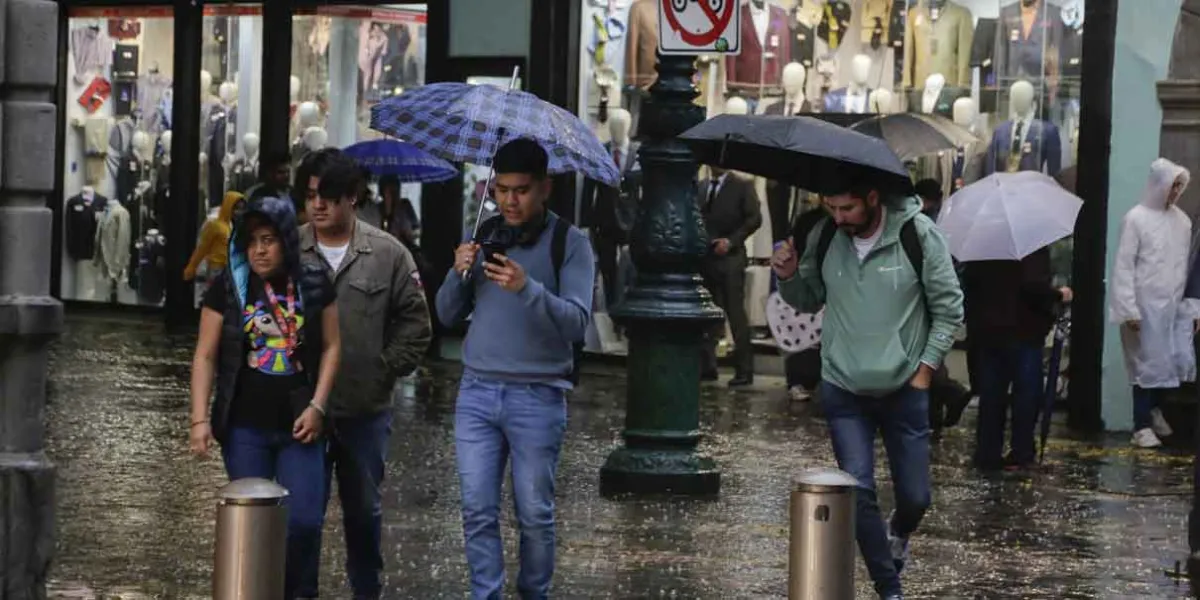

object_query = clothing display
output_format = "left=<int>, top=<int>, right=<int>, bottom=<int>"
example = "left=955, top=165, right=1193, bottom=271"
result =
left=823, top=87, right=872, bottom=113
left=994, top=0, right=1064, bottom=81
left=66, top=192, right=105, bottom=261
left=358, top=21, right=388, bottom=101
left=788, top=5, right=816, bottom=69
left=112, top=44, right=139, bottom=78
left=816, top=1, right=853, bottom=51
left=134, top=231, right=167, bottom=305
left=94, top=200, right=132, bottom=283
left=292, top=17, right=331, bottom=105
left=207, top=105, right=237, bottom=209
left=984, top=116, right=1062, bottom=176
left=137, top=71, right=173, bottom=134
left=77, top=76, right=112, bottom=113
left=83, top=116, right=112, bottom=184
left=113, top=80, right=135, bottom=116
left=970, top=18, right=999, bottom=87
left=906, top=85, right=968, bottom=118
left=763, top=97, right=812, bottom=116
left=229, top=157, right=259, bottom=193
left=624, top=0, right=657, bottom=90
left=70, top=25, right=113, bottom=85
left=378, top=23, right=419, bottom=94
left=902, top=0, right=974, bottom=88
left=726, top=1, right=792, bottom=91
left=108, top=19, right=141, bottom=40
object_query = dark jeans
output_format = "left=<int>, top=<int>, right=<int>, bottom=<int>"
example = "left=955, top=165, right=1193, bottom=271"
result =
left=455, top=375, right=567, bottom=600
left=222, top=427, right=327, bottom=599
left=325, top=411, right=394, bottom=599
left=819, top=382, right=932, bottom=598
left=1133, top=385, right=1165, bottom=431
left=974, top=343, right=1043, bottom=467
left=702, top=254, right=752, bottom=376
left=785, top=348, right=821, bottom=390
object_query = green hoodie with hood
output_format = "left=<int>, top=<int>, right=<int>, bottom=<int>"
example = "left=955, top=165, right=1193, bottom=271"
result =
left=778, top=196, right=964, bottom=397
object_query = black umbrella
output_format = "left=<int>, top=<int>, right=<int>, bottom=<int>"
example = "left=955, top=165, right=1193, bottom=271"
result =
left=849, top=113, right=979, bottom=161
left=679, top=114, right=912, bottom=195
left=1038, top=307, right=1071, bottom=464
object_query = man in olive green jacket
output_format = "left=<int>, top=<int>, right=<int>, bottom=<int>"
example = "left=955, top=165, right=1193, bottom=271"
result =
left=772, top=185, right=963, bottom=600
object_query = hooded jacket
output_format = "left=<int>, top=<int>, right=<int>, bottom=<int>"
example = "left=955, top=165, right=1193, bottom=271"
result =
left=1110, top=158, right=1197, bottom=388
left=209, top=196, right=335, bottom=441
left=778, top=196, right=964, bottom=396
left=186, top=191, right=242, bottom=276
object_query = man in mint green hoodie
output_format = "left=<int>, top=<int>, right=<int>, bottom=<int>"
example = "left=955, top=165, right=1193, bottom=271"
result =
left=772, top=182, right=963, bottom=600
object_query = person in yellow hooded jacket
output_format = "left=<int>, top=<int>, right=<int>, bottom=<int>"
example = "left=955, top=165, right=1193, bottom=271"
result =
left=184, top=191, right=245, bottom=281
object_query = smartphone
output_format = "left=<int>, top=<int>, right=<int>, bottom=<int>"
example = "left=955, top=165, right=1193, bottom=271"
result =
left=481, top=242, right=507, bottom=266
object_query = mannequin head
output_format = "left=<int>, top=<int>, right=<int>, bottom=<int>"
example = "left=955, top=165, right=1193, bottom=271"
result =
left=218, top=81, right=238, bottom=105
left=297, top=102, right=321, bottom=130
left=870, top=89, right=894, bottom=113
left=608, top=108, right=632, bottom=146
left=132, top=131, right=153, bottom=158
left=725, top=96, right=749, bottom=115
left=302, top=126, right=328, bottom=151
left=289, top=76, right=301, bottom=103
left=952, top=97, right=977, bottom=127
left=200, top=70, right=213, bottom=97
left=924, top=73, right=946, bottom=92
left=1010, top=80, right=1036, bottom=117
left=243, top=133, right=261, bottom=159
left=781, top=62, right=807, bottom=99
left=850, top=54, right=872, bottom=87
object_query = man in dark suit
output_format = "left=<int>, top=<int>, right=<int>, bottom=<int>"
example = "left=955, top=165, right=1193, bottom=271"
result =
left=700, top=168, right=763, bottom=387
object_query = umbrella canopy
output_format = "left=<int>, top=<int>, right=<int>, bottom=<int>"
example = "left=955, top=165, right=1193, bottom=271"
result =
left=369, top=82, right=621, bottom=187
left=343, top=139, right=459, bottom=182
left=849, top=113, right=979, bottom=161
left=937, top=171, right=1082, bottom=261
left=678, top=114, right=912, bottom=195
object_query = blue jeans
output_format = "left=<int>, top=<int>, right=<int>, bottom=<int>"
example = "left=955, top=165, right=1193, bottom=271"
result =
left=819, top=381, right=931, bottom=599
left=974, top=343, right=1043, bottom=467
left=454, top=375, right=568, bottom=600
left=325, top=411, right=394, bottom=599
left=1133, top=385, right=1164, bottom=431
left=222, top=427, right=327, bottom=599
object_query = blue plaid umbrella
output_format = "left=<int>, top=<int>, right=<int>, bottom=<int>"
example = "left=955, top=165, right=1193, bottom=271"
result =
left=368, top=82, right=621, bottom=187
left=343, top=139, right=458, bottom=182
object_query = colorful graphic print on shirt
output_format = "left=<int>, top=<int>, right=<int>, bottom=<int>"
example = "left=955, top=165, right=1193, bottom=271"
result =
left=243, top=295, right=305, bottom=376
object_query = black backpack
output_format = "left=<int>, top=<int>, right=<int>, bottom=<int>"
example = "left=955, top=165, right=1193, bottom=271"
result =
left=477, top=215, right=585, bottom=384
left=792, top=213, right=925, bottom=282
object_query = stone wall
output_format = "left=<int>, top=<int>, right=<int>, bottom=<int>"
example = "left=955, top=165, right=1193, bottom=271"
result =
left=1161, top=0, right=1200, bottom=217
left=0, top=1, right=61, bottom=598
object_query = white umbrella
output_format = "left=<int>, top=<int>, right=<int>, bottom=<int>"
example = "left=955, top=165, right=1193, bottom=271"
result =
left=937, top=171, right=1083, bottom=261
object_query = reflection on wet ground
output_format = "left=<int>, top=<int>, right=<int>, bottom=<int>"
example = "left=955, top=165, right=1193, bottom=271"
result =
left=45, top=314, right=1197, bottom=598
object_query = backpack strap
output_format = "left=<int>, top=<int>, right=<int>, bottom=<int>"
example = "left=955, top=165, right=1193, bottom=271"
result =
left=899, top=218, right=924, bottom=283
left=815, top=218, right=838, bottom=268
left=551, top=216, right=570, bottom=291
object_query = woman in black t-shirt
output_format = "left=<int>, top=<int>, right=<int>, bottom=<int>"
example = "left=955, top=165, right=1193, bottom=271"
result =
left=188, top=197, right=340, bottom=599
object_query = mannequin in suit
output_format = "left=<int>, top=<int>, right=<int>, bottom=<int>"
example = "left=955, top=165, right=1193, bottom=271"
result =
left=994, top=0, right=1064, bottom=81
left=583, top=108, right=641, bottom=308
left=870, top=88, right=896, bottom=113
left=823, top=54, right=873, bottom=113
left=903, top=0, right=974, bottom=88
left=624, top=0, right=658, bottom=90
left=700, top=168, right=763, bottom=387
left=765, top=63, right=809, bottom=241
left=726, top=0, right=792, bottom=92
left=985, top=79, right=1062, bottom=175
left=947, top=97, right=986, bottom=194
left=906, top=73, right=969, bottom=118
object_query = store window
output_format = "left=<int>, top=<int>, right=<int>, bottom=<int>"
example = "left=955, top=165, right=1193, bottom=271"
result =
left=577, top=0, right=1083, bottom=276
left=291, top=4, right=428, bottom=236
left=62, top=5, right=263, bottom=307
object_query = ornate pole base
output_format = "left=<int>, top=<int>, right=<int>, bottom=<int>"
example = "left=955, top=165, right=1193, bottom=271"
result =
left=599, top=53, right=723, bottom=497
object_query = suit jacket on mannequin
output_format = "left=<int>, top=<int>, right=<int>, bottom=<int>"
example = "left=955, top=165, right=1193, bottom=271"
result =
left=726, top=2, right=792, bottom=91
left=985, top=116, right=1062, bottom=176
left=902, top=0, right=974, bottom=88
left=66, top=192, right=106, bottom=261
left=994, top=0, right=1064, bottom=81
left=823, top=87, right=873, bottom=113
left=624, top=0, right=657, bottom=90
left=906, top=85, right=969, bottom=118
left=763, top=98, right=812, bottom=116
left=788, top=4, right=816, bottom=69
left=94, top=200, right=132, bottom=281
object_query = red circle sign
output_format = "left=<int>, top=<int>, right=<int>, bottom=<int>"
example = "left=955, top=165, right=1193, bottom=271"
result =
left=662, top=0, right=735, bottom=47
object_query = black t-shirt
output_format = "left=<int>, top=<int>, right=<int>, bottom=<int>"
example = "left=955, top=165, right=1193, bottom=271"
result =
left=204, top=272, right=332, bottom=431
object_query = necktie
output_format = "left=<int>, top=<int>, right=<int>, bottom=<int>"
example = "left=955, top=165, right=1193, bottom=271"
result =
left=613, top=149, right=622, bottom=168
left=705, top=181, right=718, bottom=211
left=1011, top=120, right=1024, bottom=156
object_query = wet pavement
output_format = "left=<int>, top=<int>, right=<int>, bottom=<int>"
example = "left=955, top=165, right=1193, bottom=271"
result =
left=44, top=313, right=1199, bottom=599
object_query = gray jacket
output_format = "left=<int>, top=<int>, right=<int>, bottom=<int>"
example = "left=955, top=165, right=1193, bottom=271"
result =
left=299, top=219, right=432, bottom=418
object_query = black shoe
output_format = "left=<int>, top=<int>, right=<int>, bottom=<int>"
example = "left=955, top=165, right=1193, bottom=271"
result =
left=727, top=375, right=753, bottom=387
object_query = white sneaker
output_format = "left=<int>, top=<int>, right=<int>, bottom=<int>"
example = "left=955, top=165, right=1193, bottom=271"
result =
left=788, top=385, right=811, bottom=401
left=1132, top=428, right=1163, bottom=448
left=1151, top=408, right=1173, bottom=438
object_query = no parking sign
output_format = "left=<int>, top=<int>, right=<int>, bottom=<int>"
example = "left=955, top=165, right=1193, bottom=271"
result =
left=657, top=0, right=741, bottom=55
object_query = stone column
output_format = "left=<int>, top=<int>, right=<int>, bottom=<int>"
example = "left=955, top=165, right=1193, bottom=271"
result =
left=0, top=1, right=61, bottom=597
left=599, top=53, right=724, bottom=497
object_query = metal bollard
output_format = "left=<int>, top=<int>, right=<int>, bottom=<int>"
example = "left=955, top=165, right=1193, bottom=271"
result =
left=213, top=478, right=290, bottom=600
left=789, top=467, right=859, bottom=600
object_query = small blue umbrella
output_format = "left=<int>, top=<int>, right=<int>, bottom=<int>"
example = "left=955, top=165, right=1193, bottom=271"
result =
left=343, top=139, right=459, bottom=182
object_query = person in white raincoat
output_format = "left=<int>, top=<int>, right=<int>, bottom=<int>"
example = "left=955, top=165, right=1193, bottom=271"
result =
left=1109, top=158, right=1198, bottom=448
